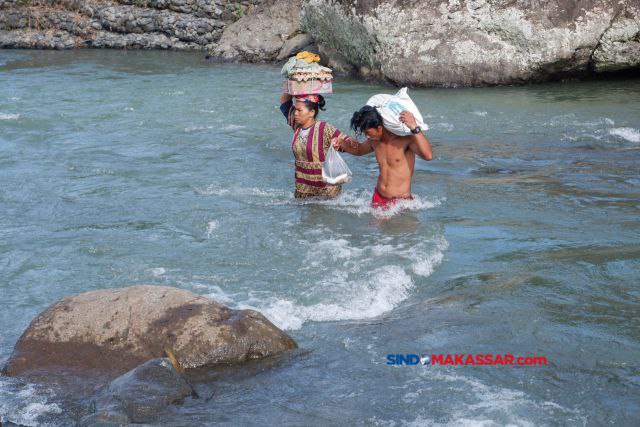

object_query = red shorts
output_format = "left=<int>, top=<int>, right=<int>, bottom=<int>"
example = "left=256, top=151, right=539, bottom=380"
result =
left=371, top=187, right=413, bottom=209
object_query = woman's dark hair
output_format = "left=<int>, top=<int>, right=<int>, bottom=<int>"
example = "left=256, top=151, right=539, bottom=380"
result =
left=350, top=105, right=384, bottom=135
left=302, top=95, right=326, bottom=118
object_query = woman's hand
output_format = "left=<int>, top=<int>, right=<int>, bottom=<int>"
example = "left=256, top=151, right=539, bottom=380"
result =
left=280, top=93, right=293, bottom=104
left=399, top=111, right=417, bottom=130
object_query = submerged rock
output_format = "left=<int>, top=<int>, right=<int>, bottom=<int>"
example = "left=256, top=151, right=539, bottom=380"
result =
left=301, top=0, right=640, bottom=86
left=4, top=285, right=297, bottom=376
left=80, top=357, right=195, bottom=425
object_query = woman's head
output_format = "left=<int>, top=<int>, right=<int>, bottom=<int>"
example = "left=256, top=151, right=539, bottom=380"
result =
left=294, top=94, right=325, bottom=126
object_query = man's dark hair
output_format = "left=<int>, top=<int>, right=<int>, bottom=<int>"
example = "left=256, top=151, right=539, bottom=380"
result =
left=350, top=106, right=383, bottom=135
left=303, top=95, right=326, bottom=118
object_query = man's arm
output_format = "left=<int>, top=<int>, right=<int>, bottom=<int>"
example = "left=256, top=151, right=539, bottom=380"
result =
left=400, top=111, right=433, bottom=161
left=332, top=134, right=374, bottom=156
left=408, top=132, right=433, bottom=161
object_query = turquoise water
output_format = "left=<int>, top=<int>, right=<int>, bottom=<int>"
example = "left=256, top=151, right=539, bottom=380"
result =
left=1, top=50, right=639, bottom=425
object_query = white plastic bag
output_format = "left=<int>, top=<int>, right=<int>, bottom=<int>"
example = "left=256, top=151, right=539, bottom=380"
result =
left=366, top=87, right=428, bottom=136
left=322, top=145, right=353, bottom=185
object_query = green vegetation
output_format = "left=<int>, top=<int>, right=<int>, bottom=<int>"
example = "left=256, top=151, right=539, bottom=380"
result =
left=234, top=3, right=245, bottom=18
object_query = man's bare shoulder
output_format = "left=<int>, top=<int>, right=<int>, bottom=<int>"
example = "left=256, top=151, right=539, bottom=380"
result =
left=388, top=134, right=414, bottom=146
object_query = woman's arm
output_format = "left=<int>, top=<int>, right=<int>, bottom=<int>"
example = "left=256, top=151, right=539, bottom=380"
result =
left=279, top=93, right=294, bottom=126
left=280, top=93, right=292, bottom=104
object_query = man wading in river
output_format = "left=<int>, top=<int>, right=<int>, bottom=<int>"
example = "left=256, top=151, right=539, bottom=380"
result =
left=333, top=106, right=433, bottom=209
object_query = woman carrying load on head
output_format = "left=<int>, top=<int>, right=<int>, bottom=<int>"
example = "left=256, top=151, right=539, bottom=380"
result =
left=279, top=92, right=351, bottom=199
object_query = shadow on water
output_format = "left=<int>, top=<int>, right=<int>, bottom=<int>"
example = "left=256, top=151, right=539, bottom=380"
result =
left=0, top=50, right=221, bottom=75
left=424, top=271, right=554, bottom=309
left=493, top=244, right=640, bottom=265
left=540, top=293, right=640, bottom=339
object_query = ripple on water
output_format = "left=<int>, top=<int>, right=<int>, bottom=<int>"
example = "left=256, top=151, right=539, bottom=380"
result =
left=391, top=371, right=586, bottom=426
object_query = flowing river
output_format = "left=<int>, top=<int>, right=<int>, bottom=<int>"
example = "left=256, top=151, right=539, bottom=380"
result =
left=1, top=50, right=639, bottom=425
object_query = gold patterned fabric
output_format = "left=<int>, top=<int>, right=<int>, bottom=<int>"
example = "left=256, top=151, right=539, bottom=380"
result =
left=291, top=121, right=343, bottom=199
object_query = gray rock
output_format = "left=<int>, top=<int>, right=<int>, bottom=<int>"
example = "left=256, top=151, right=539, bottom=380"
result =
left=79, top=358, right=195, bottom=425
left=0, top=28, right=78, bottom=49
left=91, top=4, right=223, bottom=45
left=301, top=0, right=640, bottom=86
left=592, top=9, right=640, bottom=73
left=4, top=285, right=297, bottom=376
left=4, top=0, right=636, bottom=86
left=276, top=33, right=314, bottom=60
left=318, top=43, right=356, bottom=77
left=0, top=0, right=252, bottom=51
left=210, top=0, right=303, bottom=62
left=114, top=0, right=264, bottom=21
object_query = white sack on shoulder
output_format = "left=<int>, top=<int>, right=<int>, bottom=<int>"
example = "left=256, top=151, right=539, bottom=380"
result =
left=366, top=87, right=427, bottom=136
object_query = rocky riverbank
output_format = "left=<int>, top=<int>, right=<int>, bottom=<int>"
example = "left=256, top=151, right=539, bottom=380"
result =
left=1, top=0, right=639, bottom=86
left=301, top=0, right=640, bottom=86
left=0, top=0, right=262, bottom=50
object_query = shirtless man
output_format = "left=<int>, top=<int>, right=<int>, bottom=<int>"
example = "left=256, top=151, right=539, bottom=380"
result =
left=332, top=105, right=433, bottom=209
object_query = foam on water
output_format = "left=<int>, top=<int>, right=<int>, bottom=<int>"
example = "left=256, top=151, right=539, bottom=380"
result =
left=234, top=265, right=414, bottom=330
left=149, top=267, right=166, bottom=277
left=161, top=90, right=184, bottom=96
left=0, top=380, right=62, bottom=426
left=205, top=231, right=447, bottom=330
left=184, top=125, right=214, bottom=132
left=206, top=219, right=219, bottom=238
left=0, top=112, right=20, bottom=120
left=220, top=124, right=246, bottom=132
left=309, top=189, right=442, bottom=219
left=392, top=371, right=585, bottom=426
left=558, top=118, right=640, bottom=144
left=609, top=127, right=640, bottom=143
left=435, top=122, right=455, bottom=132
left=409, top=240, right=447, bottom=277
left=195, top=184, right=292, bottom=201
left=195, top=184, right=441, bottom=214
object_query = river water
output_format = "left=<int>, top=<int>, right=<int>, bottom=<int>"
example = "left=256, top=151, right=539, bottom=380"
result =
left=0, top=50, right=639, bottom=426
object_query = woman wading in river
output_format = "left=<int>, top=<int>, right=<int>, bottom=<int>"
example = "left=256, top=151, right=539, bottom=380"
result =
left=280, top=93, right=349, bottom=199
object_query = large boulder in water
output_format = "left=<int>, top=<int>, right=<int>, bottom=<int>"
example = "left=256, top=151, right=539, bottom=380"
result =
left=4, top=285, right=297, bottom=376
left=209, top=0, right=312, bottom=62
left=301, top=0, right=640, bottom=86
